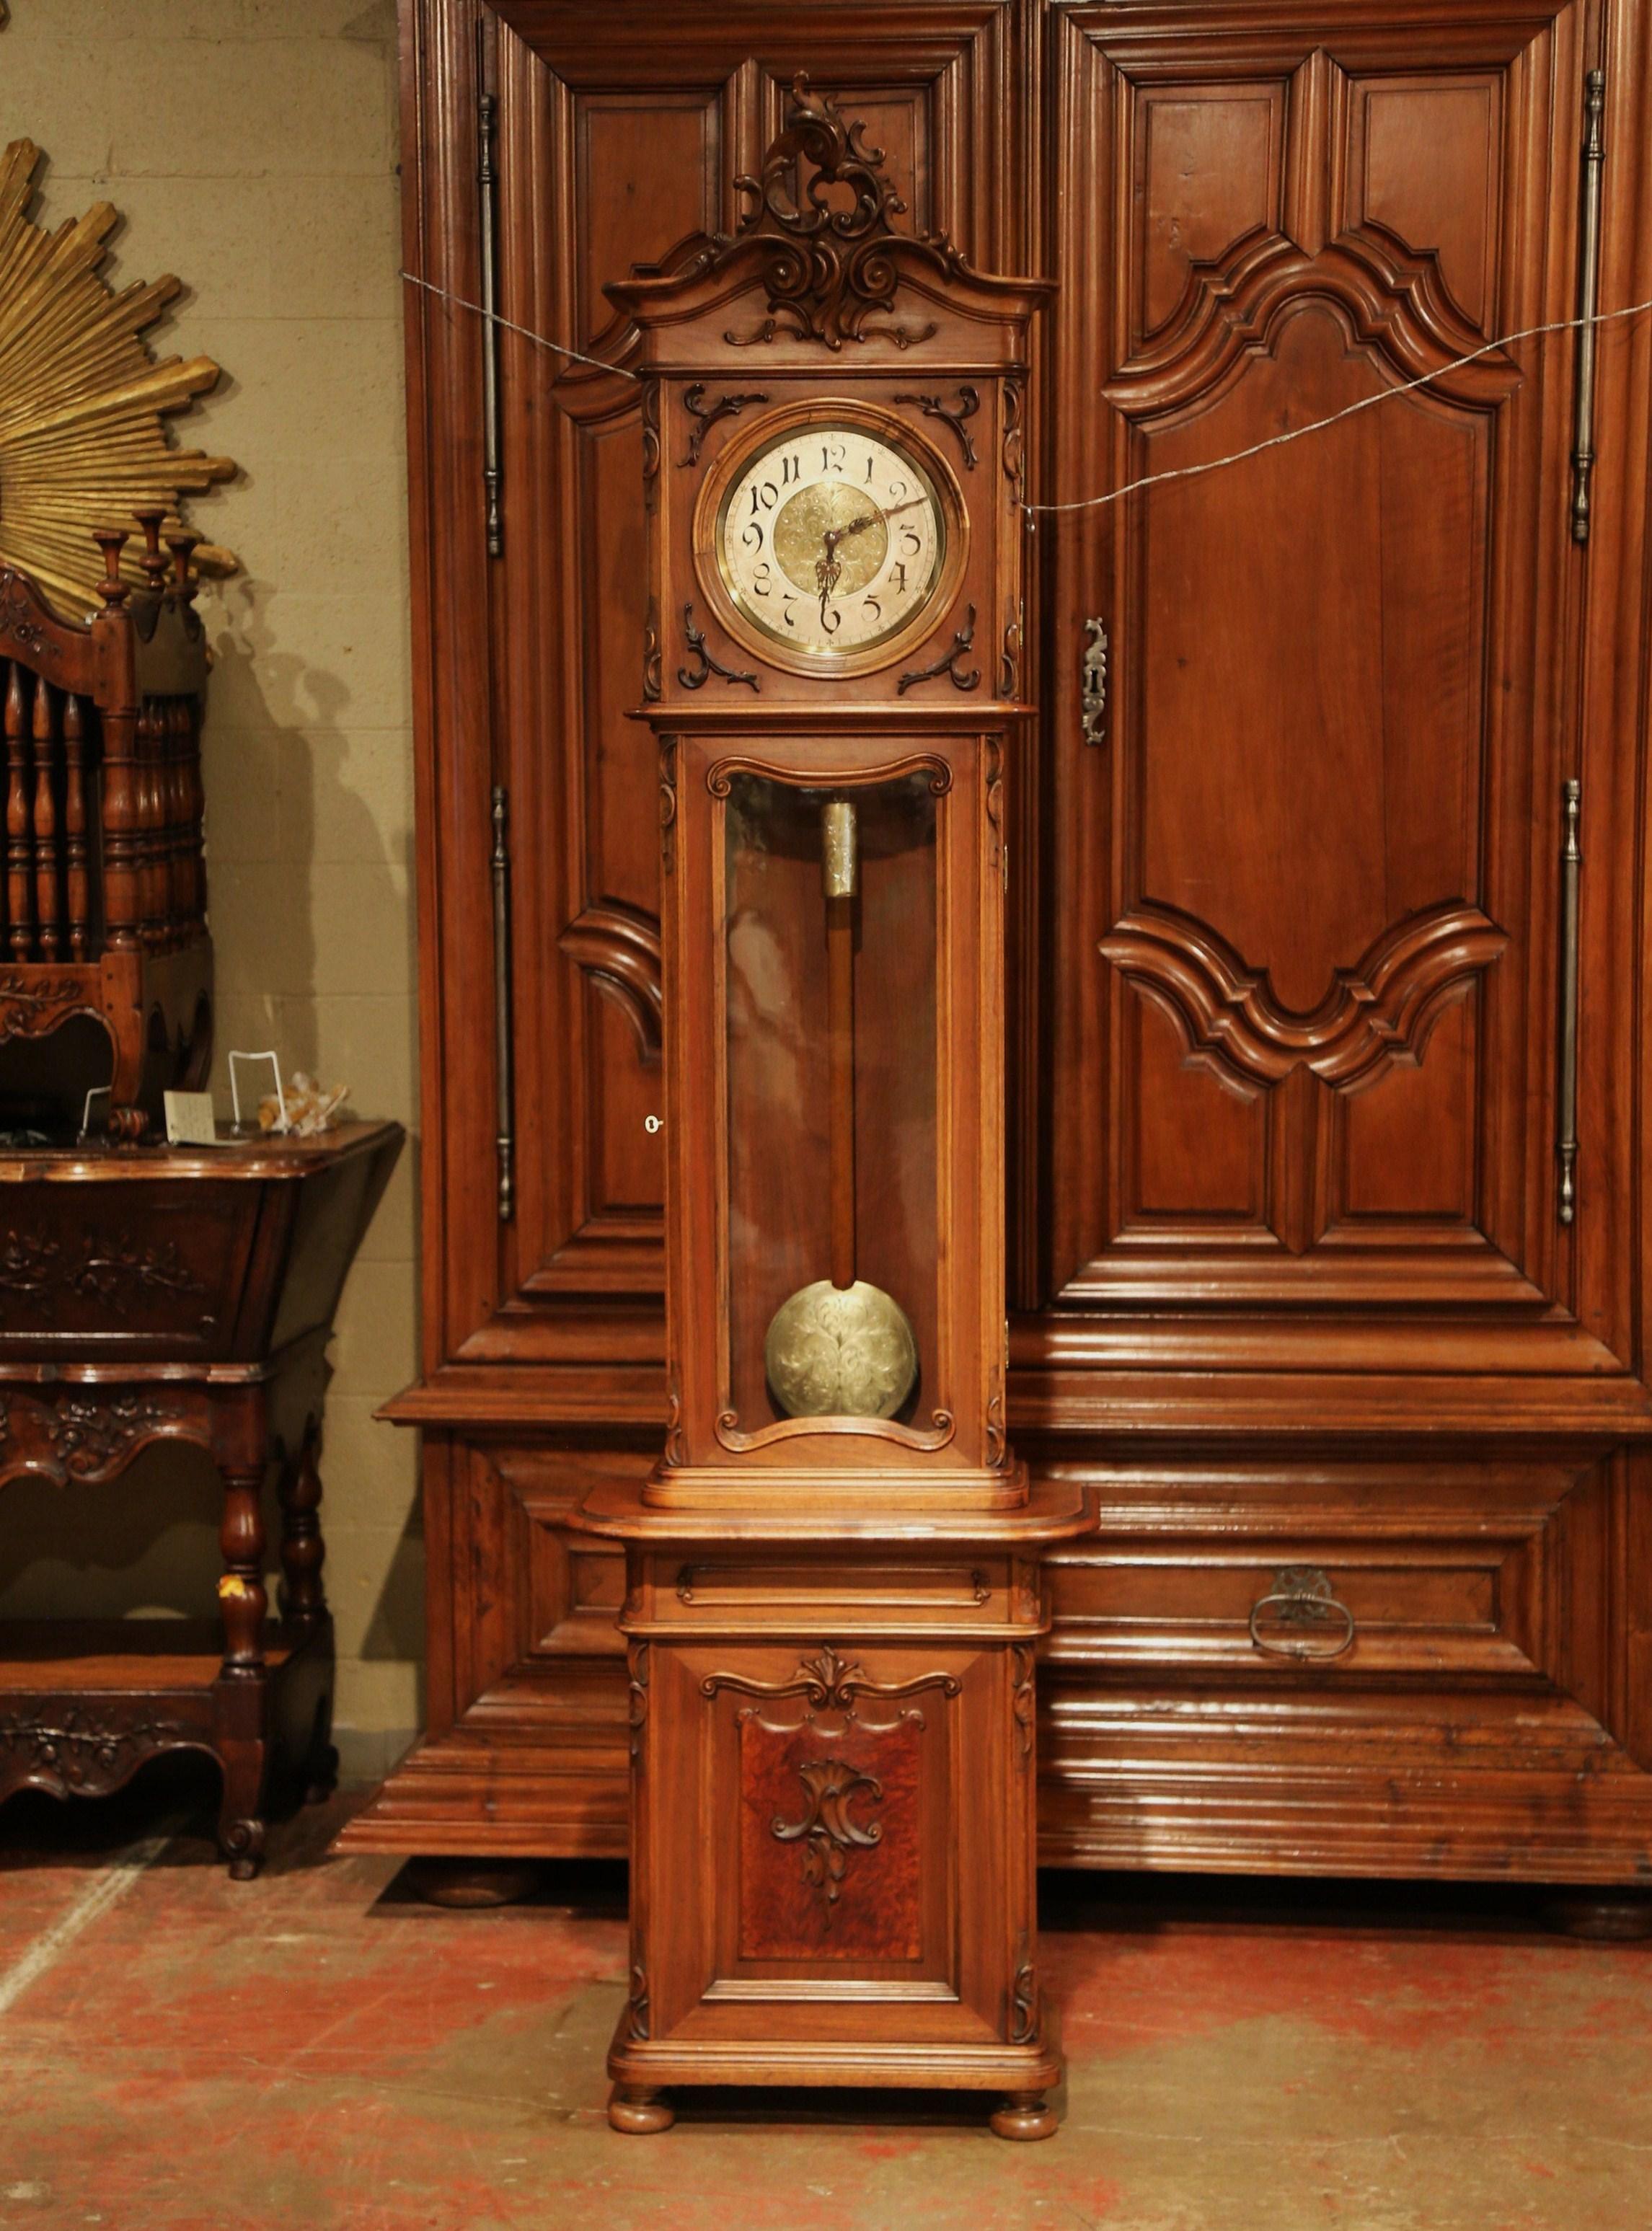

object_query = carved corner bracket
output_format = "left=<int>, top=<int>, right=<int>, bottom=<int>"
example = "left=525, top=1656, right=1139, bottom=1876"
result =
left=898, top=604, right=980, bottom=695
left=678, top=602, right=759, bottom=692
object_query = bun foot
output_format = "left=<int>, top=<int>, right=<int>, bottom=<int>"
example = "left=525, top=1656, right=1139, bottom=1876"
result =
left=403, top=1858, right=544, bottom=1909
left=1544, top=1891, right=1652, bottom=1942
left=990, top=2093, right=1057, bottom=2142
left=609, top=2086, right=674, bottom=2134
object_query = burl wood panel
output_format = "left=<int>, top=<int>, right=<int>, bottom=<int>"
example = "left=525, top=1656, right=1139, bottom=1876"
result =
left=738, top=1705, right=926, bottom=1961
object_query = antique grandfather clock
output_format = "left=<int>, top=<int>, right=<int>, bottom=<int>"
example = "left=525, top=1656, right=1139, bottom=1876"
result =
left=572, top=81, right=1087, bottom=2139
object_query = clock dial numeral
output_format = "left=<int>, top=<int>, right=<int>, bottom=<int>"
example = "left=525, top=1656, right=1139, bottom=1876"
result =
left=719, top=422, right=946, bottom=659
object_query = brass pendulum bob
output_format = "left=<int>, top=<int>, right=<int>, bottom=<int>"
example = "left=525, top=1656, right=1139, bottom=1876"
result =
left=764, top=798, right=920, bottom=1421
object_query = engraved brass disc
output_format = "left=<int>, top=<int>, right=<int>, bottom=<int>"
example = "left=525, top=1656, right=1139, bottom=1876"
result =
left=764, top=1278, right=919, bottom=1420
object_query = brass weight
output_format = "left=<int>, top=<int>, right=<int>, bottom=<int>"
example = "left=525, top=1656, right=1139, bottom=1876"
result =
left=764, top=798, right=919, bottom=1421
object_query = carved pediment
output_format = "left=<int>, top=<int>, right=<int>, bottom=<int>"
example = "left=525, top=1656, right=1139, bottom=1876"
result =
left=601, top=76, right=1046, bottom=363
left=717, top=74, right=965, bottom=351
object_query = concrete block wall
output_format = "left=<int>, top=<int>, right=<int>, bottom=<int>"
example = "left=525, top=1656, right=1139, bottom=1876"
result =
left=0, top=0, right=421, bottom=1774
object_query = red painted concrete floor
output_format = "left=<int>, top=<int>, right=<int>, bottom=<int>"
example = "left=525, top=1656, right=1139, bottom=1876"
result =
left=2, top=1766, right=1650, bottom=2231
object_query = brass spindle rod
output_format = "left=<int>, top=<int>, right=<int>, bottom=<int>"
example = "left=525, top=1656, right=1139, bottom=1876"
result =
left=823, top=800, right=859, bottom=1290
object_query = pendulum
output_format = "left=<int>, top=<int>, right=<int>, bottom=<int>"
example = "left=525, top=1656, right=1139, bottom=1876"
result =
left=763, top=798, right=919, bottom=1420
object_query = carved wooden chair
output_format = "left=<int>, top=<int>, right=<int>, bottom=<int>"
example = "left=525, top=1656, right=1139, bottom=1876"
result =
left=0, top=514, right=212, bottom=1136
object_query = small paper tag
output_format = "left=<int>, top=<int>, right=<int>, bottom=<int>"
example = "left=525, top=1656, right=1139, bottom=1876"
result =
left=164, top=1090, right=219, bottom=1147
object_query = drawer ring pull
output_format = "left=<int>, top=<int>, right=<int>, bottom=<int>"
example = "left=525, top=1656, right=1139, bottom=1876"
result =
left=1248, top=1567, right=1356, bottom=1662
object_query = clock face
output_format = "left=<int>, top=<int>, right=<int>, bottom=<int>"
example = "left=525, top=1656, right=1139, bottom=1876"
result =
left=715, top=420, right=948, bottom=661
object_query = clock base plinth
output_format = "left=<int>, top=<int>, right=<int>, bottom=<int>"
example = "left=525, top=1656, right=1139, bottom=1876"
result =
left=605, top=2009, right=1062, bottom=2137
left=573, top=1477, right=1088, bottom=2137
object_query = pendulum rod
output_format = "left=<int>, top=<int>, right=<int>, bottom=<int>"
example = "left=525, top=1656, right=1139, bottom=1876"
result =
left=823, top=798, right=858, bottom=1291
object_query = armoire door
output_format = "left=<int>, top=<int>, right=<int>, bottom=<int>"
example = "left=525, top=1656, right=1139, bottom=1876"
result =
left=1043, top=0, right=1636, bottom=1391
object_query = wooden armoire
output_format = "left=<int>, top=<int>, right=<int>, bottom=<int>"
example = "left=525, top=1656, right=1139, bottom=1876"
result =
left=344, top=0, right=1652, bottom=1900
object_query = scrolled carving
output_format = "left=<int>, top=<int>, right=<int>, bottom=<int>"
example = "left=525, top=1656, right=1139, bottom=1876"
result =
left=678, top=601, right=759, bottom=692
left=898, top=605, right=979, bottom=695
left=1010, top=1951, right=1039, bottom=2044
left=703, top=1642, right=960, bottom=1713
left=662, top=1362, right=686, bottom=1467
left=772, top=1758, right=883, bottom=1920
left=1100, top=897, right=1508, bottom=1091
left=720, top=75, right=955, bottom=352
left=658, top=736, right=678, bottom=873
left=642, top=595, right=662, bottom=704
left=1010, top=1642, right=1036, bottom=1764
left=680, top=384, right=769, bottom=468
left=626, top=1963, right=650, bottom=2041
left=893, top=386, right=979, bottom=467
left=999, top=600, right=1023, bottom=700
left=1001, top=379, right=1025, bottom=504
left=627, top=1640, right=650, bottom=1764
left=639, top=377, right=661, bottom=500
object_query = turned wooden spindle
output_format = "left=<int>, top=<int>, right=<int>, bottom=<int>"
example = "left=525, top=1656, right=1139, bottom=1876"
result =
left=131, top=698, right=158, bottom=946
left=165, top=528, right=206, bottom=931
left=278, top=1423, right=329, bottom=1628
left=132, top=505, right=170, bottom=596
left=92, top=526, right=131, bottom=609
left=164, top=527, right=201, bottom=604
left=164, top=699, right=192, bottom=937
left=30, top=672, right=61, bottom=960
left=5, top=658, right=33, bottom=958
left=62, top=693, right=89, bottom=959
left=94, top=531, right=140, bottom=952
left=218, top=1464, right=270, bottom=1679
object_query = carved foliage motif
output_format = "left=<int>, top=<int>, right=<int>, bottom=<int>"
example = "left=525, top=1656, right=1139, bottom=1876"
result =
left=723, top=75, right=958, bottom=351
left=0, top=1384, right=197, bottom=1484
left=0, top=971, right=96, bottom=1039
left=772, top=1757, right=885, bottom=1919
left=704, top=1642, right=960, bottom=1712
left=0, top=1227, right=208, bottom=1320
left=0, top=578, right=48, bottom=655
left=0, top=1702, right=195, bottom=1799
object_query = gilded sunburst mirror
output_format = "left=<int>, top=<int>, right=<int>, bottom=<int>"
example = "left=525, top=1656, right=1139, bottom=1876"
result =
left=0, top=138, right=235, bottom=617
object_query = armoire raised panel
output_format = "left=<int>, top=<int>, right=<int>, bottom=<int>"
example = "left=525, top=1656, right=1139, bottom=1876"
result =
left=343, top=0, right=1652, bottom=1894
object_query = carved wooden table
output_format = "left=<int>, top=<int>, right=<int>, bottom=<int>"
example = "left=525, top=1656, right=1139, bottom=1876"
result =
left=0, top=1120, right=402, bottom=1876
